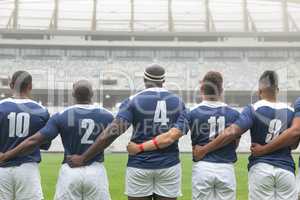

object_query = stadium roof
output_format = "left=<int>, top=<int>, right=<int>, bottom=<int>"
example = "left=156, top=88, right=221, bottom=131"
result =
left=0, top=0, right=300, bottom=33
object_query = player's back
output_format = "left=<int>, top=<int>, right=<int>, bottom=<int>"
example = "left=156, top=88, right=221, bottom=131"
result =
left=189, top=101, right=240, bottom=163
left=117, top=87, right=187, bottom=169
left=245, top=100, right=295, bottom=173
left=0, top=98, right=49, bottom=167
left=46, top=104, right=113, bottom=165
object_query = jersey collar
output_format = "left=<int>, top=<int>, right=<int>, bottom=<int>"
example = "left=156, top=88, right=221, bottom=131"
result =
left=200, top=100, right=227, bottom=108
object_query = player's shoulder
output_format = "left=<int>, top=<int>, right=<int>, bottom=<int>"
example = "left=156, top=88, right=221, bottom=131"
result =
left=60, top=104, right=97, bottom=114
left=189, top=101, right=232, bottom=117
left=191, top=101, right=228, bottom=111
left=129, top=87, right=175, bottom=100
left=294, top=97, right=300, bottom=108
left=59, top=104, right=113, bottom=116
left=252, top=100, right=294, bottom=112
left=0, top=98, right=47, bottom=110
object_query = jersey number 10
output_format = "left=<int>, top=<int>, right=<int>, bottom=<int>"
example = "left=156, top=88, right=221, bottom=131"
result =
left=8, top=112, right=30, bottom=138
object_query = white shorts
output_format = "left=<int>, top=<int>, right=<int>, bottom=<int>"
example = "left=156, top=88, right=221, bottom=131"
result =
left=249, top=163, right=297, bottom=200
left=192, top=161, right=236, bottom=200
left=54, top=162, right=111, bottom=200
left=125, top=163, right=182, bottom=198
left=296, top=168, right=300, bottom=200
left=0, top=162, right=43, bottom=200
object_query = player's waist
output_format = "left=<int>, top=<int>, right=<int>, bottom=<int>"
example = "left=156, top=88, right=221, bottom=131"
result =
left=0, top=158, right=40, bottom=168
left=248, top=157, right=295, bottom=174
left=62, top=155, right=104, bottom=166
left=127, top=151, right=180, bottom=169
left=195, top=153, right=237, bottom=164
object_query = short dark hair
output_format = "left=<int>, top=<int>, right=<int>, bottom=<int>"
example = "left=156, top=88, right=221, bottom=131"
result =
left=259, top=70, right=278, bottom=92
left=202, top=71, right=223, bottom=96
left=73, top=80, right=93, bottom=102
left=10, top=71, right=32, bottom=93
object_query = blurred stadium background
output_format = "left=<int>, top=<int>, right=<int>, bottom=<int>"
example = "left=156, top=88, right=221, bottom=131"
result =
left=1, top=0, right=300, bottom=154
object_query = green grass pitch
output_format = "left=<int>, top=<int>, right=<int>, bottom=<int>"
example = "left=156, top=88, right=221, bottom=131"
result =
left=39, top=153, right=299, bottom=200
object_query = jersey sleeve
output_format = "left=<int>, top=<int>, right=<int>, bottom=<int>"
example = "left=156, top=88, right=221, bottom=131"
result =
left=103, top=110, right=114, bottom=127
left=116, top=98, right=133, bottom=124
left=231, top=109, right=241, bottom=124
left=39, top=113, right=60, bottom=141
left=294, top=98, right=300, bottom=118
left=233, top=105, right=254, bottom=131
left=173, top=102, right=190, bottom=135
left=38, top=107, right=52, bottom=150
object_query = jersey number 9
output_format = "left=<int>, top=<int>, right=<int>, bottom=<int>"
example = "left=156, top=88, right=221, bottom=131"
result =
left=265, top=119, right=282, bottom=143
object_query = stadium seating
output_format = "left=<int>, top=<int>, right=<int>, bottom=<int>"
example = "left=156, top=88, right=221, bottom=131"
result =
left=0, top=58, right=299, bottom=91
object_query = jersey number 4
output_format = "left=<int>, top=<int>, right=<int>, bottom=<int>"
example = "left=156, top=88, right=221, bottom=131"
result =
left=154, top=100, right=170, bottom=126
left=208, top=116, right=225, bottom=141
left=8, top=112, right=30, bottom=138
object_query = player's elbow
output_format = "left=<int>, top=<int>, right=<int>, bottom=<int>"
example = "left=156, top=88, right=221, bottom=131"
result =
left=224, top=125, right=241, bottom=139
left=27, top=133, right=45, bottom=147
left=291, top=126, right=300, bottom=137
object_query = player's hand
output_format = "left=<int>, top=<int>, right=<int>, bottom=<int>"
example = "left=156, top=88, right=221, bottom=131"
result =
left=250, top=143, right=266, bottom=156
left=192, top=145, right=208, bottom=161
left=66, top=155, right=85, bottom=168
left=0, top=152, right=6, bottom=163
left=127, top=142, right=141, bottom=155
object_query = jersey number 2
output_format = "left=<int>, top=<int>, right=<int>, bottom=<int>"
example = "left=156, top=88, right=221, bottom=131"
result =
left=154, top=100, right=170, bottom=126
left=208, top=116, right=225, bottom=141
left=8, top=112, right=30, bottom=138
left=81, top=119, right=95, bottom=144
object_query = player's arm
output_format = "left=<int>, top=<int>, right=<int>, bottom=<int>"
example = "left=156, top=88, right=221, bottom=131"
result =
left=251, top=117, right=300, bottom=156
left=67, top=118, right=130, bottom=167
left=127, top=127, right=184, bottom=155
left=0, top=132, right=47, bottom=162
left=193, top=124, right=244, bottom=161
left=39, top=109, right=52, bottom=150
left=127, top=105, right=189, bottom=155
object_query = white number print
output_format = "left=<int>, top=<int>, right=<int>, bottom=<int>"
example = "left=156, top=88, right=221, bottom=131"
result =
left=80, top=119, right=95, bottom=144
left=208, top=116, right=225, bottom=141
left=154, top=100, right=170, bottom=126
left=8, top=112, right=30, bottom=138
left=265, top=119, right=282, bottom=143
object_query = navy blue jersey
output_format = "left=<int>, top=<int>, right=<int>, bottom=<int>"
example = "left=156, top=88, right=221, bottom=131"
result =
left=0, top=98, right=49, bottom=167
left=293, top=97, right=300, bottom=167
left=234, top=100, right=295, bottom=173
left=188, top=101, right=240, bottom=163
left=39, top=104, right=114, bottom=165
left=294, top=97, right=300, bottom=119
left=116, top=87, right=188, bottom=169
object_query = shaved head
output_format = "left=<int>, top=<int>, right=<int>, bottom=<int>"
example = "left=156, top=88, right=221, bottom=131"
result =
left=72, top=80, right=93, bottom=103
